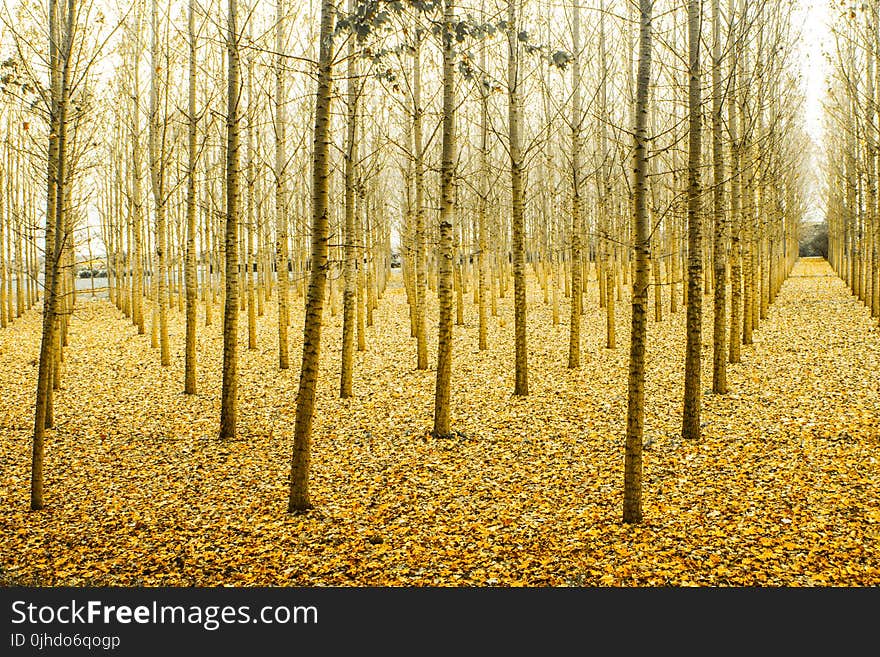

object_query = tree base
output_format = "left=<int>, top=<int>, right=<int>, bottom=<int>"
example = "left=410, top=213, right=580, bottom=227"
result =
left=430, top=429, right=467, bottom=440
left=287, top=500, right=314, bottom=515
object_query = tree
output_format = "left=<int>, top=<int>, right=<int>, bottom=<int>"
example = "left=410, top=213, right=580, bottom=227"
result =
left=432, top=0, right=457, bottom=438
left=599, top=0, right=615, bottom=351
left=681, top=0, right=703, bottom=442
left=31, top=0, right=62, bottom=510
left=507, top=0, right=528, bottom=396
left=710, top=0, right=727, bottom=394
left=477, top=2, right=490, bottom=350
left=727, top=0, right=742, bottom=365
left=127, top=4, right=146, bottom=337
left=148, top=0, right=170, bottom=367
left=274, top=0, right=290, bottom=370
left=341, top=0, right=360, bottom=398
left=412, top=31, right=428, bottom=371
left=244, top=17, right=257, bottom=352
left=184, top=0, right=199, bottom=394
left=624, top=0, right=653, bottom=526
left=567, top=0, right=582, bottom=369
left=289, top=0, right=335, bottom=512
left=31, top=0, right=77, bottom=510
left=219, top=0, right=241, bottom=441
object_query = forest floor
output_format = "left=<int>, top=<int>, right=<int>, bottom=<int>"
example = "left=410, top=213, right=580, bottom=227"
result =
left=1, top=256, right=878, bottom=586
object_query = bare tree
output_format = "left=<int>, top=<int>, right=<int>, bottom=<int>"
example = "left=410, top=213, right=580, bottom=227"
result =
left=624, top=0, right=654, bottom=525
left=219, top=0, right=241, bottom=440
left=289, top=0, right=335, bottom=512
left=681, top=0, right=703, bottom=442
left=433, top=0, right=457, bottom=438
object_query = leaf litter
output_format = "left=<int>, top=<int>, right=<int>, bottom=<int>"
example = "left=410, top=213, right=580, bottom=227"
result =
left=0, top=257, right=878, bottom=586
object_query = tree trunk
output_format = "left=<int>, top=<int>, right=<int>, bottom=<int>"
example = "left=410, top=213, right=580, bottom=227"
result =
left=219, top=0, right=241, bottom=441
left=356, top=188, right=366, bottom=352
left=507, top=0, right=528, bottom=395
left=275, top=0, right=289, bottom=369
left=340, top=0, right=358, bottom=397
left=288, top=0, right=335, bottom=512
left=682, top=0, right=703, bottom=442
left=131, top=8, right=145, bottom=336
left=624, top=0, right=653, bottom=526
left=711, top=0, right=728, bottom=394
left=413, top=38, right=428, bottom=370
left=727, top=0, right=742, bottom=365
left=433, top=0, right=457, bottom=438
left=567, top=0, right=582, bottom=369
left=478, top=11, right=489, bottom=350
left=246, top=27, right=257, bottom=352
left=601, top=0, right=615, bottom=350
left=149, top=0, right=170, bottom=367
left=32, top=0, right=74, bottom=510
left=184, top=0, right=198, bottom=394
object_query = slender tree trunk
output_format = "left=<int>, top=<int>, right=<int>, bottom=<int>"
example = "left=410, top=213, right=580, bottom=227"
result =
left=507, top=0, right=528, bottom=395
left=682, top=0, right=703, bottom=441
left=728, top=0, right=742, bottom=365
left=275, top=0, right=289, bottom=369
left=478, top=9, right=489, bottom=350
left=601, top=0, right=615, bottom=350
left=624, top=0, right=653, bottom=526
left=875, top=5, right=880, bottom=321
left=711, top=0, right=728, bottom=394
left=131, top=8, right=145, bottom=336
left=653, top=245, right=662, bottom=322
left=356, top=186, right=366, bottom=352
left=454, top=217, right=464, bottom=326
left=433, top=0, right=457, bottom=438
left=568, top=0, right=582, bottom=369
left=340, top=0, right=358, bottom=397
left=219, top=0, right=241, bottom=440
left=149, top=0, right=170, bottom=367
left=366, top=191, right=377, bottom=327
left=741, top=27, right=754, bottom=347
left=288, top=0, right=334, bottom=512
left=246, top=28, right=257, bottom=352
left=32, top=0, right=73, bottom=510
left=866, top=6, right=878, bottom=319
left=184, top=0, right=198, bottom=394
left=413, top=38, right=428, bottom=370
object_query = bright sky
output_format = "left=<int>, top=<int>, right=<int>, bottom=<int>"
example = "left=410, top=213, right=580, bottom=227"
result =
left=0, top=0, right=835, bottom=139
left=1, top=0, right=836, bottom=232
left=795, top=0, right=831, bottom=144
left=791, top=0, right=832, bottom=219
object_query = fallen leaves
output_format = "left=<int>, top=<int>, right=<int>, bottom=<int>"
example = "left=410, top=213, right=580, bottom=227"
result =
left=0, top=258, right=878, bottom=586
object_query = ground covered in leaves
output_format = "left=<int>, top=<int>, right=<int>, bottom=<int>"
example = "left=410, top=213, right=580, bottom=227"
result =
left=1, top=257, right=878, bottom=586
